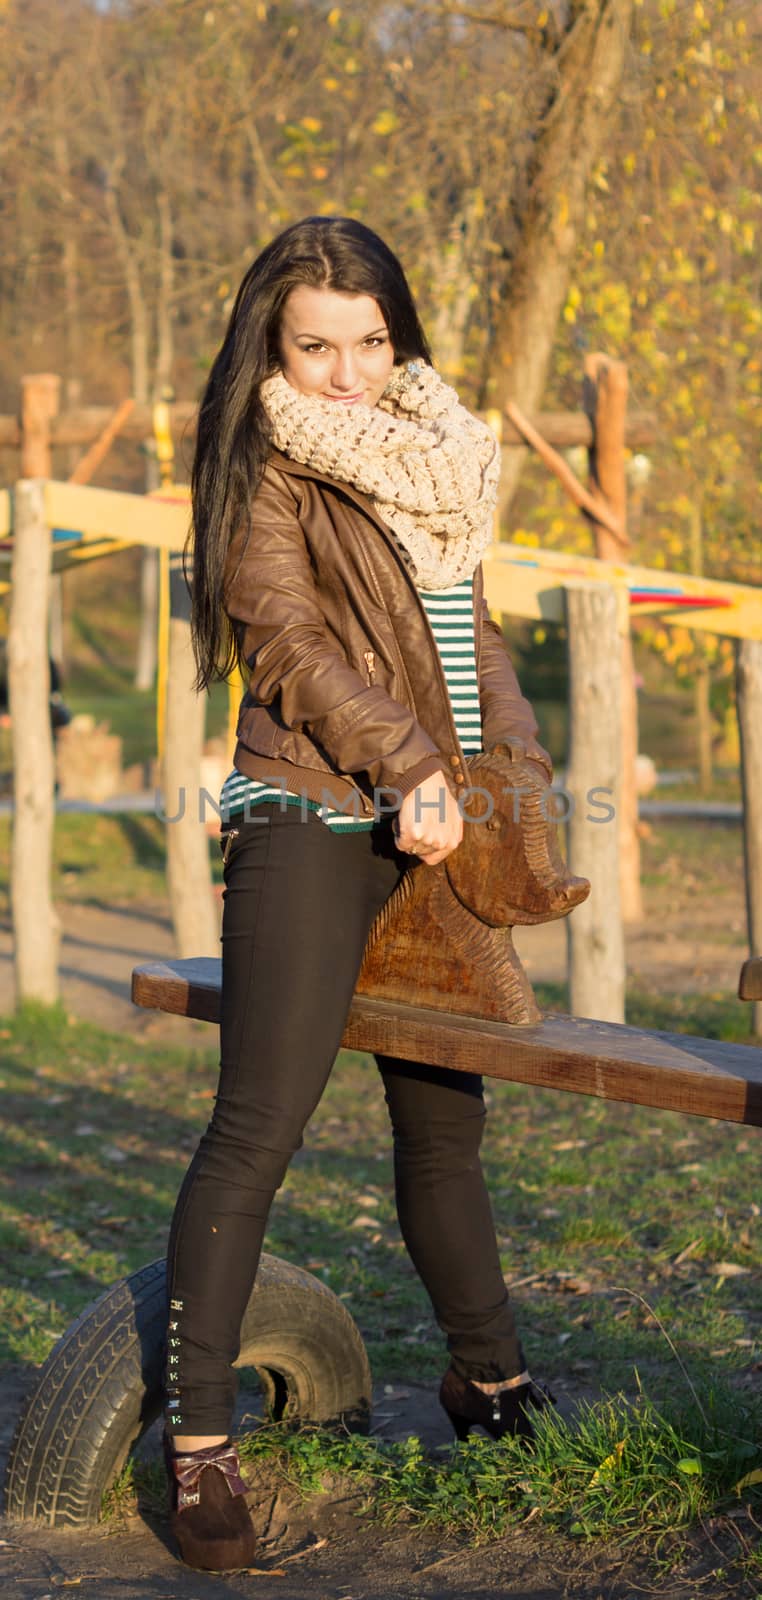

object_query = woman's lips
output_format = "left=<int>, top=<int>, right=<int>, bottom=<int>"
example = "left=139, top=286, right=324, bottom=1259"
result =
left=323, top=393, right=364, bottom=403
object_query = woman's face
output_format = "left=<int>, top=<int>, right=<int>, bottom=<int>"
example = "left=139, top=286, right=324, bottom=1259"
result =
left=278, top=284, right=395, bottom=408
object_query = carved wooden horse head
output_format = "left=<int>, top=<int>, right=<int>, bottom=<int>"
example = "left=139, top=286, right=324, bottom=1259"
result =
left=356, top=744, right=590, bottom=1025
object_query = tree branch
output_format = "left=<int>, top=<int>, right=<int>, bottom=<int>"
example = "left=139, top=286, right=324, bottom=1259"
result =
left=414, top=2, right=541, bottom=35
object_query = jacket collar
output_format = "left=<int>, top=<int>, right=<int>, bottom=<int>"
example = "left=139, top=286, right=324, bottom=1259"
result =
left=266, top=449, right=484, bottom=610
left=267, top=447, right=407, bottom=566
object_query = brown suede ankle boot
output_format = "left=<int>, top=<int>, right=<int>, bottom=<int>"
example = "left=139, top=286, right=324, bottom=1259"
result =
left=163, top=1433, right=257, bottom=1572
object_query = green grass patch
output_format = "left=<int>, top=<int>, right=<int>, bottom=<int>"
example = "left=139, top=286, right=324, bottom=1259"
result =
left=0, top=810, right=225, bottom=913
left=232, top=1378, right=761, bottom=1555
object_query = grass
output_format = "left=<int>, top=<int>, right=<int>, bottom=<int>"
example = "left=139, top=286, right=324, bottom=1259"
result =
left=0, top=780, right=757, bottom=1579
left=232, top=1381, right=761, bottom=1553
left=2, top=995, right=760, bottom=1582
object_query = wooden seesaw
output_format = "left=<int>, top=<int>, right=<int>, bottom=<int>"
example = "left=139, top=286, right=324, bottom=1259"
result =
left=5, top=749, right=760, bottom=1530
left=132, top=746, right=762, bottom=1128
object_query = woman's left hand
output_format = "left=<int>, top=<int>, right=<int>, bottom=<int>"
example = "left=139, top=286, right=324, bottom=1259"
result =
left=394, top=769, right=463, bottom=865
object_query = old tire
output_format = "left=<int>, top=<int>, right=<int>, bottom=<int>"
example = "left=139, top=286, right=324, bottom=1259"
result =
left=4, top=1253, right=371, bottom=1527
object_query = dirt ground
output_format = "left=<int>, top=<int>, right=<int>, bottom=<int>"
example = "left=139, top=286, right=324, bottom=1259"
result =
left=0, top=875, right=755, bottom=1598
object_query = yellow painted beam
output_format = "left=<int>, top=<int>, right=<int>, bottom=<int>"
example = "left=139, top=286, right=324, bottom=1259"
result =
left=44, top=480, right=190, bottom=552
left=1, top=480, right=759, bottom=641
left=483, top=542, right=762, bottom=642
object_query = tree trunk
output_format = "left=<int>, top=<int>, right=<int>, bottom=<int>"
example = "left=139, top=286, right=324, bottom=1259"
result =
left=9, top=481, right=60, bottom=1007
left=736, top=639, right=762, bottom=1039
left=479, top=0, right=635, bottom=521
left=155, top=188, right=174, bottom=397
left=429, top=196, right=483, bottom=381
left=103, top=171, right=150, bottom=408
left=102, top=168, right=159, bottom=692
left=565, top=581, right=625, bottom=1023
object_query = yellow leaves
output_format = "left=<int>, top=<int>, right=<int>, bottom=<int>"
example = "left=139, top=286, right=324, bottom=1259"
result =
left=623, top=153, right=636, bottom=176
left=371, top=110, right=400, bottom=136
left=593, top=240, right=605, bottom=259
left=589, top=1439, right=625, bottom=1487
left=734, top=1467, right=762, bottom=1495
left=537, top=8, right=548, bottom=23
left=322, top=76, right=339, bottom=91
left=343, top=55, right=358, bottom=73
left=300, top=116, right=322, bottom=133
left=693, top=1, right=705, bottom=18
left=371, top=163, right=389, bottom=179
left=718, top=211, right=734, bottom=234
left=563, top=282, right=580, bottom=324
left=312, top=164, right=328, bottom=180
left=556, top=190, right=569, bottom=232
left=327, top=5, right=341, bottom=23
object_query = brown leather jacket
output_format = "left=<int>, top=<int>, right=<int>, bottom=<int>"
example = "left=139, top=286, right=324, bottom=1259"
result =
left=224, top=448, right=552, bottom=820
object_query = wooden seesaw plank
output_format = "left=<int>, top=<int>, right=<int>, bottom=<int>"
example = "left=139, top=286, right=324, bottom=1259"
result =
left=131, top=959, right=762, bottom=1128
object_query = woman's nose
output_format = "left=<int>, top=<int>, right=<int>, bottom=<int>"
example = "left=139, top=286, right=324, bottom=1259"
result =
left=330, top=351, right=359, bottom=391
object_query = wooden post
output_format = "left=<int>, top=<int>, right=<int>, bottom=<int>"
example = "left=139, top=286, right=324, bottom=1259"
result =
left=20, top=374, right=65, bottom=670
left=564, top=581, right=625, bottom=1024
left=163, top=559, right=219, bottom=959
left=736, top=638, right=762, bottom=1038
left=20, top=373, right=60, bottom=477
left=583, top=353, right=643, bottom=923
left=8, top=481, right=61, bottom=1006
left=689, top=498, right=713, bottom=795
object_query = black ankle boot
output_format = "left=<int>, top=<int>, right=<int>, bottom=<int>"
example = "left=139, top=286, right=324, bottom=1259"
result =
left=163, top=1433, right=257, bottom=1572
left=439, top=1367, right=556, bottom=1444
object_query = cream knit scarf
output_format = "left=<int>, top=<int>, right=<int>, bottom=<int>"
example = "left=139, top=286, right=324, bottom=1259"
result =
left=260, top=360, right=500, bottom=590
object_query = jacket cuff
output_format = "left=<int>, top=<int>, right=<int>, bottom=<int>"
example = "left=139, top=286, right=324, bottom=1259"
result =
left=382, top=753, right=449, bottom=805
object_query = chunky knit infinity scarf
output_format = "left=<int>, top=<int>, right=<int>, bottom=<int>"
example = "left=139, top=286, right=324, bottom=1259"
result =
left=260, top=361, right=501, bottom=590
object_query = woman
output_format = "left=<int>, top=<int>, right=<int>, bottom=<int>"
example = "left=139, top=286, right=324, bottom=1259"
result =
left=165, top=215, right=554, bottom=1573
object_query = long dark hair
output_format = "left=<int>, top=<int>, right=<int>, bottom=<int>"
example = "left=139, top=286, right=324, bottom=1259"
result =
left=188, top=215, right=433, bottom=689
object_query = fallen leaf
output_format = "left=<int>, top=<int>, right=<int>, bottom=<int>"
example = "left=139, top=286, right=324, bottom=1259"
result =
left=589, top=1439, right=625, bottom=1485
left=711, top=1262, right=751, bottom=1277
left=672, top=1238, right=703, bottom=1266
left=734, top=1467, right=762, bottom=1494
left=280, top=1535, right=328, bottom=1565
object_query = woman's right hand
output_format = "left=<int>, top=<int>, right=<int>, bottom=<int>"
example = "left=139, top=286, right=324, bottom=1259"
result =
left=394, top=769, right=463, bottom=865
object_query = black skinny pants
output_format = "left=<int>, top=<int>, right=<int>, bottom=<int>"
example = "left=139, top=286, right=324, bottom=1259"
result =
left=164, top=804, right=524, bottom=1437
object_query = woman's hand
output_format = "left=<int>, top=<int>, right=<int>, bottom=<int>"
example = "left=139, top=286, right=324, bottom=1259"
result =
left=394, top=769, right=463, bottom=865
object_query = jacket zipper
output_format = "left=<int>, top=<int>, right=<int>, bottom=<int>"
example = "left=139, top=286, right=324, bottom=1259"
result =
left=344, top=489, right=470, bottom=770
left=272, top=456, right=472, bottom=776
left=363, top=648, right=377, bottom=686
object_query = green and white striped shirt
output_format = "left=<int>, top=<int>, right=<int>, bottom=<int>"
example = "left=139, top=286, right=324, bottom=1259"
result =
left=220, top=575, right=483, bottom=831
